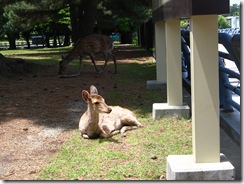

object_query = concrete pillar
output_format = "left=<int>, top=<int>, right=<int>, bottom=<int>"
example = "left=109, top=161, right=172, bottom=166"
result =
left=155, top=21, right=167, bottom=83
left=166, top=15, right=235, bottom=180
left=190, top=15, right=220, bottom=163
left=165, top=19, right=182, bottom=106
left=152, top=19, right=190, bottom=119
left=147, top=21, right=166, bottom=89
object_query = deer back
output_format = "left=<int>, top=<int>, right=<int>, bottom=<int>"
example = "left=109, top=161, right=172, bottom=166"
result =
left=59, top=34, right=115, bottom=75
left=79, top=34, right=114, bottom=55
left=99, top=106, right=140, bottom=132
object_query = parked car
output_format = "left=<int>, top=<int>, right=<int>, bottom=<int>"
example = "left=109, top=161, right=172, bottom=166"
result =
left=109, top=32, right=120, bottom=42
left=31, top=36, right=45, bottom=45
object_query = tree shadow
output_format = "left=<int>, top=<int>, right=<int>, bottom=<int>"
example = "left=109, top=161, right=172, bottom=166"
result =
left=0, top=44, right=160, bottom=132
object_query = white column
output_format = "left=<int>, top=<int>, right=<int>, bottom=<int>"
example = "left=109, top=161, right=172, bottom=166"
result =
left=190, top=15, right=220, bottom=163
left=165, top=19, right=182, bottom=106
left=155, top=21, right=167, bottom=83
left=152, top=19, right=189, bottom=119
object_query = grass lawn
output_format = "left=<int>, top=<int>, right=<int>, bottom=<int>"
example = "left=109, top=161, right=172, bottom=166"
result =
left=0, top=45, right=192, bottom=180
left=39, top=117, right=191, bottom=180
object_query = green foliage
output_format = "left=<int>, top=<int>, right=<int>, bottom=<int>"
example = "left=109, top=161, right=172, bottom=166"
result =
left=0, top=0, right=152, bottom=45
left=218, top=15, right=230, bottom=29
left=180, top=16, right=232, bottom=30
left=132, top=37, right=138, bottom=45
left=0, top=0, right=69, bottom=41
left=230, top=4, right=240, bottom=16
left=97, top=0, right=152, bottom=33
left=1, top=4, right=20, bottom=35
left=57, top=5, right=70, bottom=26
left=116, top=18, right=135, bottom=32
left=180, top=19, right=189, bottom=29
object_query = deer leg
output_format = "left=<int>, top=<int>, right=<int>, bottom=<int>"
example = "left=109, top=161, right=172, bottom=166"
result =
left=110, top=130, right=121, bottom=136
left=100, top=124, right=121, bottom=138
left=101, top=53, right=109, bottom=72
left=79, top=56, right=83, bottom=74
left=100, top=125, right=114, bottom=138
left=82, top=133, right=90, bottom=139
left=89, top=54, right=100, bottom=73
left=122, top=116, right=143, bottom=128
left=109, top=52, right=117, bottom=74
left=120, top=126, right=138, bottom=134
left=101, top=124, right=111, bottom=135
left=101, top=52, right=117, bottom=74
left=131, top=119, right=143, bottom=128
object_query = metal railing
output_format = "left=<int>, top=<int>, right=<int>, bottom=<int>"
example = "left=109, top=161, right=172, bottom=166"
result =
left=181, top=31, right=240, bottom=113
left=218, top=33, right=240, bottom=112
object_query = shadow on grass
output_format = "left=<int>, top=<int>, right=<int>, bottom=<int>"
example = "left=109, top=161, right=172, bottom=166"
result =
left=98, top=137, right=122, bottom=144
left=0, top=45, right=164, bottom=131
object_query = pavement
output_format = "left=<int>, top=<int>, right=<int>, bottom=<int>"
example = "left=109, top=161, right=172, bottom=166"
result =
left=220, top=127, right=241, bottom=180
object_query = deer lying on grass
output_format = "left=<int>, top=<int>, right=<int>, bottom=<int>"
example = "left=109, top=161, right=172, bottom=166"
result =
left=59, top=34, right=117, bottom=78
left=79, top=85, right=143, bottom=139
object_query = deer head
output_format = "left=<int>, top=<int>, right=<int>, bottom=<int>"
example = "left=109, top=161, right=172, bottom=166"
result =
left=82, top=85, right=112, bottom=114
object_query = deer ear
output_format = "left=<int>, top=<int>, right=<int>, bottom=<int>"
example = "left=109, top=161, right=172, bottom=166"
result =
left=82, top=90, right=90, bottom=102
left=90, top=85, right=98, bottom=94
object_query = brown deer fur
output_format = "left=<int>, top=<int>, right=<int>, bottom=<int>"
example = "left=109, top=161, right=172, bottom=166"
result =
left=79, top=85, right=142, bottom=139
left=59, top=34, right=117, bottom=77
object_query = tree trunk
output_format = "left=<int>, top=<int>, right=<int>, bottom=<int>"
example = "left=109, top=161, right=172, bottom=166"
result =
left=63, top=35, right=70, bottom=46
left=53, top=30, right=57, bottom=47
left=7, top=33, right=17, bottom=50
left=70, top=0, right=97, bottom=43
left=44, top=34, right=50, bottom=47
left=22, top=31, right=31, bottom=49
left=79, top=0, right=97, bottom=38
left=121, top=32, right=133, bottom=44
left=69, top=1, right=80, bottom=43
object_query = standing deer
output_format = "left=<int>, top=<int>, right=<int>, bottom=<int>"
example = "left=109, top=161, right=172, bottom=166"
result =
left=79, top=85, right=143, bottom=139
left=59, top=34, right=117, bottom=77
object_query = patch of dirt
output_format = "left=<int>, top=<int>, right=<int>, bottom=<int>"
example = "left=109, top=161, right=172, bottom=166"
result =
left=0, top=45, right=153, bottom=180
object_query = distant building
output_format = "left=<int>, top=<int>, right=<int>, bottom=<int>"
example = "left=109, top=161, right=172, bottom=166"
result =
left=226, top=16, right=240, bottom=28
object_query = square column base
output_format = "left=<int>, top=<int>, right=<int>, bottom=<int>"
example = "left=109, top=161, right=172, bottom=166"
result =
left=153, top=103, right=190, bottom=119
left=166, top=154, right=235, bottom=180
left=146, top=80, right=166, bottom=89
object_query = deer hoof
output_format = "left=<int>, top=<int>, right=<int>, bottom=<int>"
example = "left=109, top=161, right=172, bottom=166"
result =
left=138, top=124, right=143, bottom=128
left=82, top=134, right=89, bottom=139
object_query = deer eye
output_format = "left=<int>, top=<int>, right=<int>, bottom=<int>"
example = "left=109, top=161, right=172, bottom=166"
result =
left=94, top=102, right=99, bottom=105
